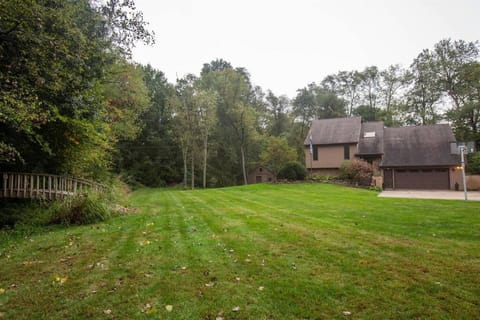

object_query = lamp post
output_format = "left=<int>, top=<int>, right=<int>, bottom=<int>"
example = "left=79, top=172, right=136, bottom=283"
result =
left=459, top=145, right=468, bottom=201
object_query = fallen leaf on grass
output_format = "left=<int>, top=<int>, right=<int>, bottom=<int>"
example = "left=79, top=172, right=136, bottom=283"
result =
left=165, top=305, right=173, bottom=312
left=343, top=310, right=351, bottom=316
left=205, top=282, right=215, bottom=287
left=258, top=286, right=264, bottom=291
left=52, top=275, right=68, bottom=285
left=139, top=240, right=151, bottom=246
left=141, top=303, right=156, bottom=314
left=232, top=306, right=241, bottom=312
left=146, top=222, right=154, bottom=227
left=0, top=288, right=5, bottom=294
left=103, top=309, right=112, bottom=315
left=235, top=277, right=241, bottom=282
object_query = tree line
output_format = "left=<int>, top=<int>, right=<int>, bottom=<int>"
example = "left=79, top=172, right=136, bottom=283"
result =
left=1, top=1, right=479, bottom=187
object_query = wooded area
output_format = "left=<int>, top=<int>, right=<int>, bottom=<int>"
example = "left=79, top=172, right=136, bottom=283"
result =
left=1, top=0, right=479, bottom=188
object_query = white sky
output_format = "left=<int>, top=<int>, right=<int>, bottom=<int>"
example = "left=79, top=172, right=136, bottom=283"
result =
left=132, top=0, right=480, bottom=98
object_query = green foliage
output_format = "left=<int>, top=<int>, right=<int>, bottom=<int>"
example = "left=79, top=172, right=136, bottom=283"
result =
left=278, top=161, right=307, bottom=181
left=0, top=0, right=153, bottom=180
left=48, top=193, right=111, bottom=225
left=339, top=159, right=374, bottom=185
left=467, top=152, right=480, bottom=174
left=260, top=136, right=297, bottom=179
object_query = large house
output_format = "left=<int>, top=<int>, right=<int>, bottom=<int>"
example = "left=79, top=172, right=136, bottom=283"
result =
left=304, top=117, right=462, bottom=190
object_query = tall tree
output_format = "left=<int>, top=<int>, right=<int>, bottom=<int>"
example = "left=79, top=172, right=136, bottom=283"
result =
left=358, top=66, right=381, bottom=112
left=265, top=91, right=290, bottom=136
left=404, top=53, right=443, bottom=125
left=0, top=0, right=154, bottom=179
left=292, top=85, right=316, bottom=138
left=171, top=74, right=198, bottom=189
left=193, top=87, right=217, bottom=188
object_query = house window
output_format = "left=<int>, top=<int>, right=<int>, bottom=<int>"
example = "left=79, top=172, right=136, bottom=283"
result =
left=344, top=144, right=350, bottom=160
left=313, top=146, right=318, bottom=161
left=364, top=131, right=376, bottom=138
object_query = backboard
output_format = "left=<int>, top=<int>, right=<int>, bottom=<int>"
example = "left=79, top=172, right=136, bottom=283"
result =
left=450, top=141, right=476, bottom=154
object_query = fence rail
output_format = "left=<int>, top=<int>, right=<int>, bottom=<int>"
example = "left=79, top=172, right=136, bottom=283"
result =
left=0, top=172, right=104, bottom=200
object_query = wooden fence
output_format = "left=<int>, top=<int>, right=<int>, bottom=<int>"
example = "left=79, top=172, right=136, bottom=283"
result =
left=0, top=172, right=105, bottom=200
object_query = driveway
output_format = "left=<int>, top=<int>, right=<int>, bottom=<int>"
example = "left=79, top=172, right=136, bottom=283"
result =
left=378, top=190, right=480, bottom=201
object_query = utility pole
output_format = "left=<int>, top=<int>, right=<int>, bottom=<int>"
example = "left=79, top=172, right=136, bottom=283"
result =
left=459, top=145, right=468, bottom=201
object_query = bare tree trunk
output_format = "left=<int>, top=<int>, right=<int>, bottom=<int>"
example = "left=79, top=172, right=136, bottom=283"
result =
left=203, top=137, right=207, bottom=188
left=191, top=150, right=195, bottom=190
left=241, top=144, right=248, bottom=185
left=182, top=147, right=188, bottom=189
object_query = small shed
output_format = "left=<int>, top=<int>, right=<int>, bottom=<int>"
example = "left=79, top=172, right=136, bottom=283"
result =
left=247, top=166, right=274, bottom=184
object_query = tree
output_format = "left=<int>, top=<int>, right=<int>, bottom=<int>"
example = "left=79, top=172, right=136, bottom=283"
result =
left=322, top=71, right=362, bottom=116
left=358, top=66, right=381, bottom=115
left=193, top=87, right=217, bottom=188
left=314, top=86, right=347, bottom=119
left=265, top=91, right=290, bottom=136
left=114, top=65, right=181, bottom=187
left=404, top=54, right=443, bottom=125
left=260, top=136, right=296, bottom=181
left=171, top=74, right=198, bottom=189
left=292, top=86, right=316, bottom=138
left=0, top=0, right=154, bottom=179
left=200, top=62, right=258, bottom=186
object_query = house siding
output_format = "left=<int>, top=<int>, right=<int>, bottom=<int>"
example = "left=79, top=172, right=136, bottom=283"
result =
left=305, top=144, right=357, bottom=170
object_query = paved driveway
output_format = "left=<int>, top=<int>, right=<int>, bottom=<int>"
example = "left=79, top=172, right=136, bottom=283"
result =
left=378, top=190, right=480, bottom=201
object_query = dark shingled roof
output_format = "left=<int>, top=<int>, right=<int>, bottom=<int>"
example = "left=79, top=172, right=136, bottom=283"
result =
left=304, top=117, right=362, bottom=145
left=381, top=124, right=460, bottom=167
left=357, top=121, right=384, bottom=155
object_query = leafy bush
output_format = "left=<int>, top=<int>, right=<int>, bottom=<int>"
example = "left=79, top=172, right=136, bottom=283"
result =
left=48, top=192, right=111, bottom=225
left=339, top=159, right=373, bottom=186
left=278, top=161, right=307, bottom=181
left=467, top=152, right=480, bottom=174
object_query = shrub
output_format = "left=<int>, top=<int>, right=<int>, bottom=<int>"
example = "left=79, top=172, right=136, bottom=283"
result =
left=339, top=159, right=373, bottom=186
left=278, top=161, right=307, bottom=181
left=48, top=192, right=111, bottom=225
left=467, top=152, right=480, bottom=174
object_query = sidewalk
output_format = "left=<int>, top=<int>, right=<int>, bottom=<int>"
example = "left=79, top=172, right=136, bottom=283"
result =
left=378, top=190, right=480, bottom=201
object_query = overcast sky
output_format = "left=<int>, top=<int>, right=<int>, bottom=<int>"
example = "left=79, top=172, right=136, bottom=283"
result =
left=132, top=0, right=480, bottom=98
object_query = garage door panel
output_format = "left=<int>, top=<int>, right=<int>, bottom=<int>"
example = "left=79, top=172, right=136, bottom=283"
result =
left=394, top=168, right=449, bottom=190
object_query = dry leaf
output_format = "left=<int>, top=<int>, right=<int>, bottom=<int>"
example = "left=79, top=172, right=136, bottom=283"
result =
left=141, top=303, right=151, bottom=313
left=103, top=309, right=112, bottom=315
left=343, top=311, right=351, bottom=316
left=232, top=306, right=240, bottom=312
left=258, top=286, right=264, bottom=291
left=235, top=277, right=241, bottom=282
left=0, top=288, right=5, bottom=294
left=205, top=282, right=214, bottom=287
left=165, top=305, right=173, bottom=312
left=139, top=240, right=151, bottom=246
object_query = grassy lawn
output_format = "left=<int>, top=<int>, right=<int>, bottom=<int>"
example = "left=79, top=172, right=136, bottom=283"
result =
left=1, top=183, right=479, bottom=319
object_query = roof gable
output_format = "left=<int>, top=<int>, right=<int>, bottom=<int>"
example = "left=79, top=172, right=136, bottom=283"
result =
left=305, top=117, right=362, bottom=145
